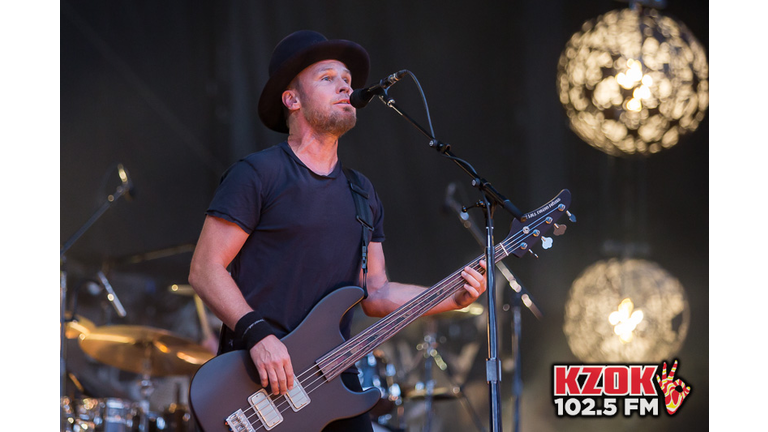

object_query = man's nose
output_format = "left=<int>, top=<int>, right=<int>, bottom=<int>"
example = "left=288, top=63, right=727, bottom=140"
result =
left=338, top=79, right=351, bottom=94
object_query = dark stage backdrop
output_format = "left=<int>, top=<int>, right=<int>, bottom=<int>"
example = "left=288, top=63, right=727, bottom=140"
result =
left=60, top=1, right=708, bottom=431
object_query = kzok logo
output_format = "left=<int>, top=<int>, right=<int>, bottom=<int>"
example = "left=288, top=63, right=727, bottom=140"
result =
left=552, top=359, right=691, bottom=417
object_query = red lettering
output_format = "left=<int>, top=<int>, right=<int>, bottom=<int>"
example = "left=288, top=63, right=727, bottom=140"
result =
left=630, top=365, right=657, bottom=395
left=554, top=366, right=581, bottom=395
left=604, top=366, right=628, bottom=395
left=580, top=366, right=603, bottom=395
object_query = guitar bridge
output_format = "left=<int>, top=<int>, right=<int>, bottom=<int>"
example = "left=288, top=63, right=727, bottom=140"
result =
left=248, top=389, right=283, bottom=430
left=226, top=409, right=255, bottom=432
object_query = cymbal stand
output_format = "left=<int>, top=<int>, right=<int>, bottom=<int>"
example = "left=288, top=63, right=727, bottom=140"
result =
left=138, top=349, right=156, bottom=432
left=415, top=318, right=486, bottom=432
left=60, top=166, right=133, bottom=398
left=60, top=257, right=68, bottom=398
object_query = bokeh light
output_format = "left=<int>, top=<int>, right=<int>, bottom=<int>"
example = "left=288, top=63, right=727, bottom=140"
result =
left=557, top=6, right=708, bottom=157
left=563, top=258, right=690, bottom=363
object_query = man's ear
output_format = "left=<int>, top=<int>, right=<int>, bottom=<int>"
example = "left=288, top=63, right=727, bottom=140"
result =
left=282, top=89, right=300, bottom=111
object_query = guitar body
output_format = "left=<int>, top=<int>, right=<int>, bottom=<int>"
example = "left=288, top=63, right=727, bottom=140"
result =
left=189, top=286, right=380, bottom=432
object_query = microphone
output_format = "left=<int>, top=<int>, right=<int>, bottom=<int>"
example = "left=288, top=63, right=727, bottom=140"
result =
left=117, top=163, right=136, bottom=200
left=350, top=70, right=408, bottom=109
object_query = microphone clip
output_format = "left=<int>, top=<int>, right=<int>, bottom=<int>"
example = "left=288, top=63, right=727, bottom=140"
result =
left=378, top=89, right=396, bottom=108
left=428, top=139, right=451, bottom=154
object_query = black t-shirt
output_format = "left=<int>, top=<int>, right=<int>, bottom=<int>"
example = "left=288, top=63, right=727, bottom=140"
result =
left=206, top=142, right=385, bottom=344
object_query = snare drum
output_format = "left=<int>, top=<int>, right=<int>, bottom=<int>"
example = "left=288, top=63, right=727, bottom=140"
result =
left=101, top=398, right=140, bottom=432
left=64, top=398, right=140, bottom=432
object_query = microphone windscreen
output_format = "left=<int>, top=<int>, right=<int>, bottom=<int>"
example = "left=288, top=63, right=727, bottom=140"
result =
left=349, top=88, right=371, bottom=109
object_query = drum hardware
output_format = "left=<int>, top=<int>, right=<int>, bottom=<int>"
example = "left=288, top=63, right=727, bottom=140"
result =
left=60, top=163, right=135, bottom=398
left=168, top=284, right=218, bottom=353
left=161, top=383, right=196, bottom=432
left=64, top=312, right=96, bottom=340
left=356, top=348, right=405, bottom=431
left=407, top=317, right=487, bottom=432
left=61, top=396, right=142, bottom=432
left=78, top=325, right=213, bottom=431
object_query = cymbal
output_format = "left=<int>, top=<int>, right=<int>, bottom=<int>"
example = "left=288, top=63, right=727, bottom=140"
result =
left=404, top=386, right=461, bottom=401
left=63, top=312, right=95, bottom=340
left=79, top=325, right=214, bottom=376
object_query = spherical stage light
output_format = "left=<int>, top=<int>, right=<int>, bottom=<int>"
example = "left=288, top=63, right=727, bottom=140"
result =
left=563, top=258, right=690, bottom=363
left=557, top=6, right=708, bottom=157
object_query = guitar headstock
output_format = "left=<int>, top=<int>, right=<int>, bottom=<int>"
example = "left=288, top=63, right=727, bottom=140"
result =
left=504, top=189, right=573, bottom=258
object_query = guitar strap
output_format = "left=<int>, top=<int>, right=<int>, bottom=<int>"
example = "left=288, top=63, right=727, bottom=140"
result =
left=342, top=166, right=373, bottom=299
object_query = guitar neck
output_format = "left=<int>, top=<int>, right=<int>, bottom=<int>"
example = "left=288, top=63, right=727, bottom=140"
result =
left=316, top=249, right=499, bottom=381
left=315, top=189, right=569, bottom=382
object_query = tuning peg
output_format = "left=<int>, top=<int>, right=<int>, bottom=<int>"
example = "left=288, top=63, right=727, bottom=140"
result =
left=528, top=249, right=539, bottom=258
left=541, top=236, right=553, bottom=249
left=553, top=224, right=567, bottom=236
left=566, top=211, right=577, bottom=223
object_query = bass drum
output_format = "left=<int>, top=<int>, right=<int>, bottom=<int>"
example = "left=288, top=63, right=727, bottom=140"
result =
left=356, top=349, right=403, bottom=428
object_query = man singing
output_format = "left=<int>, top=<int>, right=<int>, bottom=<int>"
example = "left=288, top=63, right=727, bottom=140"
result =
left=189, top=30, right=486, bottom=431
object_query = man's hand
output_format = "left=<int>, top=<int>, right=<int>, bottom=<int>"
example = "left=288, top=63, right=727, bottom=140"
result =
left=453, top=260, right=487, bottom=308
left=656, top=359, right=691, bottom=415
left=250, top=335, right=295, bottom=395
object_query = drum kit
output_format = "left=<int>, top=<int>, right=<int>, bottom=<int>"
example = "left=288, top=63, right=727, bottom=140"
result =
left=62, top=300, right=484, bottom=432
left=61, top=318, right=214, bottom=432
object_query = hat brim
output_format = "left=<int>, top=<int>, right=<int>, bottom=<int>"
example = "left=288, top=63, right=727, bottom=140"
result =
left=258, top=39, right=370, bottom=133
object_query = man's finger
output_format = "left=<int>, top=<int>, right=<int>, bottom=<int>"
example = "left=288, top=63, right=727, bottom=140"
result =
left=257, top=365, right=269, bottom=388
left=285, top=361, right=295, bottom=390
left=276, top=367, right=288, bottom=395
left=463, top=284, right=480, bottom=298
left=268, top=368, right=280, bottom=395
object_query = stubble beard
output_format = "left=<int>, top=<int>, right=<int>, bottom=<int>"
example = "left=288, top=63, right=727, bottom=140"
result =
left=303, top=103, right=357, bottom=137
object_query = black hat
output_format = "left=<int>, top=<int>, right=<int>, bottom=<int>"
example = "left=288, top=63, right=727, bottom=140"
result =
left=258, top=30, right=370, bottom=133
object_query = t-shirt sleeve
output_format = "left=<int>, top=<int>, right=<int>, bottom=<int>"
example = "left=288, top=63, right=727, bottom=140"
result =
left=206, top=159, right=262, bottom=234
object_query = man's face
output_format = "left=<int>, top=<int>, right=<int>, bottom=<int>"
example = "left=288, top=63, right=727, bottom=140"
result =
left=290, top=59, right=356, bottom=136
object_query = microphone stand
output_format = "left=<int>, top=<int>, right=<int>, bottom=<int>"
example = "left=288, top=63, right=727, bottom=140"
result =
left=60, top=179, right=133, bottom=258
left=446, top=184, right=543, bottom=432
left=59, top=175, right=132, bottom=397
left=373, top=89, right=522, bottom=432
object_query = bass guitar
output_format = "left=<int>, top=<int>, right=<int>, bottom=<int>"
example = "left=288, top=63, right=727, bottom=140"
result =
left=189, top=189, right=572, bottom=431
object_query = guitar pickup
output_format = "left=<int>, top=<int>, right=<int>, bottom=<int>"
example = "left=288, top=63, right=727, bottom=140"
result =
left=285, top=381, right=311, bottom=412
left=226, top=409, right=256, bottom=432
left=248, top=389, right=283, bottom=430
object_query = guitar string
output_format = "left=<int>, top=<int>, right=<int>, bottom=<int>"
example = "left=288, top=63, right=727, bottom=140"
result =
left=236, top=242, right=491, bottom=427
left=236, top=209, right=556, bottom=431
left=311, top=205, right=563, bottom=378
left=231, top=206, right=564, bottom=430
left=239, top=277, right=472, bottom=432
left=235, top=268, right=474, bottom=431
left=271, top=201, right=560, bottom=386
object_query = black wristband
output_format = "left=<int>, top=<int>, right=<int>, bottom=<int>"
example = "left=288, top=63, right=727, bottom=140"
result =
left=234, top=311, right=275, bottom=351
